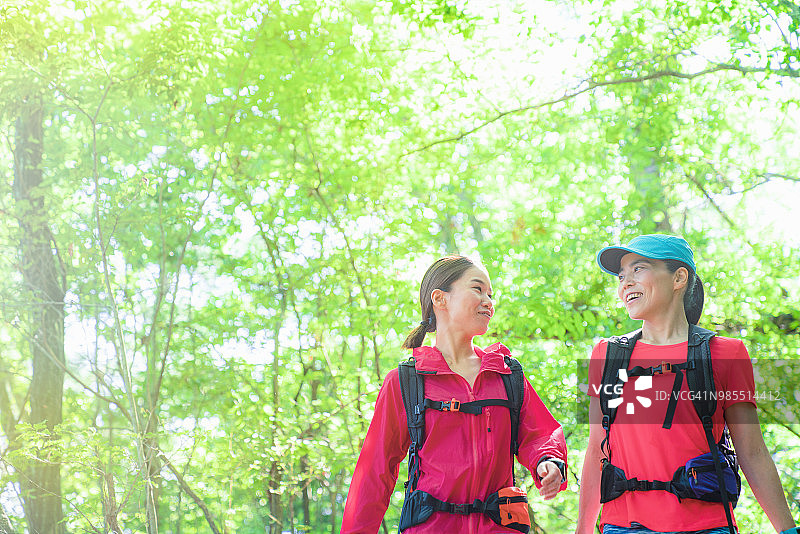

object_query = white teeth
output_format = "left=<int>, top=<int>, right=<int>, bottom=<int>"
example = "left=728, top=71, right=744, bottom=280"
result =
left=626, top=293, right=643, bottom=302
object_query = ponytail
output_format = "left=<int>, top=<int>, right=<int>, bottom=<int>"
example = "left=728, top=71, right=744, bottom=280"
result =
left=401, top=317, right=435, bottom=349
left=685, top=274, right=704, bottom=325
left=664, top=259, right=704, bottom=325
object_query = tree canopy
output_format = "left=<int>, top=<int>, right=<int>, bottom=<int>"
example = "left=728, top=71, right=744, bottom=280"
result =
left=0, top=0, right=798, bottom=532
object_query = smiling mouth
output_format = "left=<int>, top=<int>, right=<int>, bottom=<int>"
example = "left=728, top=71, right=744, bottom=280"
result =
left=479, top=311, right=492, bottom=318
left=626, top=292, right=643, bottom=303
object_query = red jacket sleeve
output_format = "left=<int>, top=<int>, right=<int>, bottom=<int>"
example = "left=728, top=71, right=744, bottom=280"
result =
left=516, top=375, right=569, bottom=492
left=341, top=369, right=410, bottom=533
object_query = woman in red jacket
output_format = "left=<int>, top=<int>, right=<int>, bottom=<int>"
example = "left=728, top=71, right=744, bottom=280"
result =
left=341, top=255, right=568, bottom=533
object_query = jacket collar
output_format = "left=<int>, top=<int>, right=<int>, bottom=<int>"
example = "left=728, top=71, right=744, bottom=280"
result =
left=411, top=342, right=512, bottom=375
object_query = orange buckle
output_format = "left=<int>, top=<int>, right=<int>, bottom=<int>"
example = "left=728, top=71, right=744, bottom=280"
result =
left=444, top=398, right=461, bottom=412
left=662, top=361, right=672, bottom=373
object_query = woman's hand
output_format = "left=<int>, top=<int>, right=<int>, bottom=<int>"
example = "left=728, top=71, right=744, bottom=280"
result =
left=536, top=461, right=562, bottom=500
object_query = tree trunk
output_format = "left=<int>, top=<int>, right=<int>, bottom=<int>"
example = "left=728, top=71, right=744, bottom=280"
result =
left=267, top=284, right=287, bottom=533
left=0, top=358, right=21, bottom=534
left=630, top=156, right=673, bottom=232
left=13, top=95, right=66, bottom=534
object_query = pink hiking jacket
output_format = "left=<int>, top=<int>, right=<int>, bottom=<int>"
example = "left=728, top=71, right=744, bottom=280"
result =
left=341, top=343, right=568, bottom=533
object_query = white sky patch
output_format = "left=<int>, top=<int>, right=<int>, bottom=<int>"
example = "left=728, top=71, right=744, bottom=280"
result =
left=223, top=205, right=259, bottom=257
left=718, top=179, right=800, bottom=248
left=217, top=331, right=275, bottom=366
left=684, top=34, right=731, bottom=70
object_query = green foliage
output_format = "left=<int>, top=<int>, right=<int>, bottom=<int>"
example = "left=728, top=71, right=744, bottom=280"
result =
left=0, top=0, right=798, bottom=532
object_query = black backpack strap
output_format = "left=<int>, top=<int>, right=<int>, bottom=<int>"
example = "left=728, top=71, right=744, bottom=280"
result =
left=423, top=397, right=512, bottom=414
left=684, top=324, right=717, bottom=423
left=683, top=325, right=735, bottom=534
left=501, top=355, right=525, bottom=485
left=398, top=358, right=429, bottom=492
left=660, top=359, right=693, bottom=430
left=501, top=355, right=524, bottom=456
left=399, top=356, right=527, bottom=491
left=598, top=325, right=737, bottom=534
left=599, top=329, right=641, bottom=459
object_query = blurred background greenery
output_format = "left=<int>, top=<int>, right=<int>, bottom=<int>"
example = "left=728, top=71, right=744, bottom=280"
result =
left=1, top=0, right=798, bottom=532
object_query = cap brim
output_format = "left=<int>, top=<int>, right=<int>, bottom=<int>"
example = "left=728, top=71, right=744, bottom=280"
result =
left=597, top=246, right=636, bottom=276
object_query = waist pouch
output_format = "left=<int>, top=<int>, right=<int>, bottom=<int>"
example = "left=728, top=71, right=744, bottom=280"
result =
left=600, top=447, right=740, bottom=505
left=399, top=486, right=530, bottom=533
left=673, top=451, right=741, bottom=505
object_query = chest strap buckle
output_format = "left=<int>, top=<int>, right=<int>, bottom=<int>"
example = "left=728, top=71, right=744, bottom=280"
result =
left=442, top=398, right=461, bottom=412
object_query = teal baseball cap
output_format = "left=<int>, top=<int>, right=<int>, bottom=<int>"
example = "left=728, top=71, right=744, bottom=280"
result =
left=597, top=234, right=696, bottom=276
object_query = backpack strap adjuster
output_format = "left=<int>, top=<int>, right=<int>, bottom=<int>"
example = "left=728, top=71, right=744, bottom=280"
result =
left=449, top=503, right=469, bottom=515
left=441, top=398, right=461, bottom=412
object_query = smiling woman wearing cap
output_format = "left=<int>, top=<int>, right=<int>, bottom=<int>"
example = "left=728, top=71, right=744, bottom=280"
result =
left=575, top=234, right=797, bottom=534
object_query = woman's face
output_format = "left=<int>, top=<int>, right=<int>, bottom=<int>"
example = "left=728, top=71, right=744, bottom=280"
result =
left=617, top=253, right=682, bottom=321
left=437, top=266, right=494, bottom=335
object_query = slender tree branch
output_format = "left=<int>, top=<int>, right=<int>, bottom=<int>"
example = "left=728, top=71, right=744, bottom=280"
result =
left=441, top=38, right=501, bottom=114
left=402, top=63, right=798, bottom=157
left=148, top=0, right=267, bottom=415
left=762, top=172, right=800, bottom=182
left=685, top=173, right=759, bottom=252
left=738, top=172, right=800, bottom=195
left=1, top=450, right=103, bottom=533
left=305, top=170, right=384, bottom=379
left=0, top=501, right=19, bottom=534
left=157, top=452, right=223, bottom=534
left=84, top=76, right=162, bottom=534
left=757, top=0, right=792, bottom=49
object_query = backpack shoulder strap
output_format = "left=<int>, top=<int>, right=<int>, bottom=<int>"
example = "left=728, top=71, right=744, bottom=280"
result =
left=600, top=329, right=641, bottom=421
left=398, top=358, right=427, bottom=491
left=501, top=355, right=525, bottom=486
left=500, top=355, right=525, bottom=457
left=599, top=329, right=641, bottom=459
left=683, top=325, right=735, bottom=534
left=684, top=324, right=717, bottom=422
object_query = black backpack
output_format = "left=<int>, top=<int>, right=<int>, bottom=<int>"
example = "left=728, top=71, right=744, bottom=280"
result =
left=396, top=355, right=526, bottom=530
left=599, top=325, right=739, bottom=534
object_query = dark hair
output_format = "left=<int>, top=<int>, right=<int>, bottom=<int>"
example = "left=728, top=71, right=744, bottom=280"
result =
left=663, top=259, right=704, bottom=325
left=401, top=255, right=476, bottom=349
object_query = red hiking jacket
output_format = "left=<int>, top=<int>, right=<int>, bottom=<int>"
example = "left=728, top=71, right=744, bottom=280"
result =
left=341, top=343, right=568, bottom=533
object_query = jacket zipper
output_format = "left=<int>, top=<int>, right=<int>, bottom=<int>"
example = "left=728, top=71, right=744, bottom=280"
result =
left=469, top=373, right=479, bottom=531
